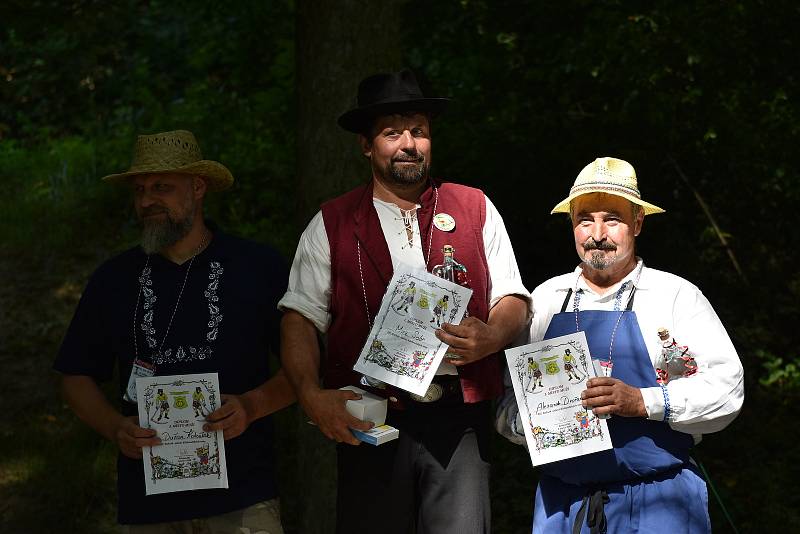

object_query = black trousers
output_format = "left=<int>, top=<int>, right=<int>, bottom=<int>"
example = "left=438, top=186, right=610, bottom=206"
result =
left=336, top=400, right=492, bottom=534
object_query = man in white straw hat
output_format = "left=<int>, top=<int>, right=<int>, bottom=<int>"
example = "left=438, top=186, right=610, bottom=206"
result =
left=280, top=69, right=531, bottom=533
left=497, top=157, right=744, bottom=533
left=54, top=130, right=294, bottom=531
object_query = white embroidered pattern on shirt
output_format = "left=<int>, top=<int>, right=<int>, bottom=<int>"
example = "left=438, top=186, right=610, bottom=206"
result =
left=205, top=261, right=224, bottom=341
left=138, top=261, right=225, bottom=365
left=139, top=266, right=158, bottom=349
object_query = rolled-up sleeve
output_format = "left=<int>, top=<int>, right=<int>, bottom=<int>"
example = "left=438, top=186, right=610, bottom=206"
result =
left=277, top=211, right=333, bottom=333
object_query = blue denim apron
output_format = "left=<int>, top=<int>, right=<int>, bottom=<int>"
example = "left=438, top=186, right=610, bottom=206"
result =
left=532, top=287, right=710, bottom=534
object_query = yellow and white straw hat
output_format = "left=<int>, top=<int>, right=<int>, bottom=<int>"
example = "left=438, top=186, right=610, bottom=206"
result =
left=551, top=156, right=664, bottom=215
left=101, top=130, right=233, bottom=192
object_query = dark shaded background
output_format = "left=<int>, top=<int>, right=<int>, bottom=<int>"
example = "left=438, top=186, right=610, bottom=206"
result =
left=1, top=1, right=798, bottom=532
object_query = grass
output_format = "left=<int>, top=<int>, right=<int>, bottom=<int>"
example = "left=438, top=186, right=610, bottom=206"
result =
left=0, top=240, right=118, bottom=532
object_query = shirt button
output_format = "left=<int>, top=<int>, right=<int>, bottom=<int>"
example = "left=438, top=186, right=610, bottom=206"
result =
left=389, top=396, right=398, bottom=403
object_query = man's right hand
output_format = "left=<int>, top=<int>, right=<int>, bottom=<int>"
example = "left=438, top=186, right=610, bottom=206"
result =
left=300, top=388, right=374, bottom=446
left=114, top=416, right=161, bottom=459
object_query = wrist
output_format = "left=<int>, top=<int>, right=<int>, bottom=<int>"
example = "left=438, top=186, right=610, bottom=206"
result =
left=239, top=390, right=262, bottom=424
left=105, top=413, right=128, bottom=442
left=298, top=383, right=323, bottom=404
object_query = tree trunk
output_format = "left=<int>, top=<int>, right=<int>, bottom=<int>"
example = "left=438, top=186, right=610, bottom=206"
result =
left=287, top=2, right=405, bottom=533
left=295, top=0, right=405, bottom=222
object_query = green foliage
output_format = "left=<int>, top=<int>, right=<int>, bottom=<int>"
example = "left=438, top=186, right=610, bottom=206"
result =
left=757, top=350, right=800, bottom=390
left=2, top=0, right=799, bottom=531
left=1, top=2, right=297, bottom=531
left=405, top=0, right=800, bottom=391
left=0, top=137, right=130, bottom=251
left=1, top=0, right=297, bottom=255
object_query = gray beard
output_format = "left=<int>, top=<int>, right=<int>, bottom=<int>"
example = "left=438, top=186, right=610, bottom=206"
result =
left=140, top=213, right=194, bottom=255
left=585, top=250, right=616, bottom=270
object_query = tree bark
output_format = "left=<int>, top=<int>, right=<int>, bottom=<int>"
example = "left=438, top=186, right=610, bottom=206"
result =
left=288, top=2, right=405, bottom=533
left=295, top=0, right=405, bottom=222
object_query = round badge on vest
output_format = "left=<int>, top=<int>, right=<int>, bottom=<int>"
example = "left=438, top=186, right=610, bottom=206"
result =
left=433, top=213, right=456, bottom=232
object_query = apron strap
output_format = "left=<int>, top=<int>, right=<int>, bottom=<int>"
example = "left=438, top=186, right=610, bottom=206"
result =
left=573, top=489, right=609, bottom=534
left=560, top=288, right=574, bottom=313
left=625, top=287, right=637, bottom=311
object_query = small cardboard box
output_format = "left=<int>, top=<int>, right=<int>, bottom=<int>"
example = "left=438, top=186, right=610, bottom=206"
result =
left=340, top=385, right=387, bottom=426
left=351, top=424, right=400, bottom=446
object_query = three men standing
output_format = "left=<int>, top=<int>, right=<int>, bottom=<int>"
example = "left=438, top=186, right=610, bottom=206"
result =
left=55, top=72, right=743, bottom=534
left=279, top=70, right=530, bottom=533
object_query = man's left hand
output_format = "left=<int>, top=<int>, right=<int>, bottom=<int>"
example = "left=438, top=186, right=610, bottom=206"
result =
left=434, top=317, right=501, bottom=366
left=581, top=377, right=647, bottom=418
left=204, top=394, right=252, bottom=440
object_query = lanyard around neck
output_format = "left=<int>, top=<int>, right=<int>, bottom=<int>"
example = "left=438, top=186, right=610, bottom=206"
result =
left=356, top=185, right=439, bottom=329
left=568, top=262, right=644, bottom=363
left=132, top=233, right=211, bottom=363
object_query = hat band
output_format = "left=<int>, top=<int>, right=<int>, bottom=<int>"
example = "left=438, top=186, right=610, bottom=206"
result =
left=358, top=91, right=427, bottom=107
left=570, top=182, right=642, bottom=199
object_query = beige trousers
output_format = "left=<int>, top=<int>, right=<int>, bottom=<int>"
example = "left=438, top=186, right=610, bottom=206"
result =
left=121, top=499, right=283, bottom=534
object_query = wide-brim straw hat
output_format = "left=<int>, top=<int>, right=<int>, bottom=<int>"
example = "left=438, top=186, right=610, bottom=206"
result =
left=101, top=130, right=233, bottom=192
left=338, top=69, right=449, bottom=134
left=551, top=156, right=665, bottom=215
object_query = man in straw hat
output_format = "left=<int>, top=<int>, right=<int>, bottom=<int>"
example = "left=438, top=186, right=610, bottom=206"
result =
left=497, top=157, right=744, bottom=533
left=54, top=130, right=294, bottom=531
left=279, top=69, right=531, bottom=532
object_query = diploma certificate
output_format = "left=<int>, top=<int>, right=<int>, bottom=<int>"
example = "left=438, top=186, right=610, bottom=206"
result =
left=505, top=332, right=612, bottom=466
left=136, top=373, right=228, bottom=495
left=353, top=265, right=472, bottom=396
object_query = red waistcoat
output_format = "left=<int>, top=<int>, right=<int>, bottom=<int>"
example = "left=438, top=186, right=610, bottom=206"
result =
left=320, top=179, right=503, bottom=403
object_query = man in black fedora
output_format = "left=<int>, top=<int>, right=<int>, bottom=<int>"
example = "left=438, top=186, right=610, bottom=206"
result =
left=280, top=69, right=531, bottom=532
left=54, top=130, right=295, bottom=531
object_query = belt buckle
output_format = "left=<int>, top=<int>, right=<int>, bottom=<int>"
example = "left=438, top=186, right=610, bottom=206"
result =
left=409, top=383, right=444, bottom=403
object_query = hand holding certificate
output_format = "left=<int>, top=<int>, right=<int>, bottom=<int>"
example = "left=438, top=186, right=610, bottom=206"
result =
left=136, top=372, right=228, bottom=495
left=505, top=332, right=612, bottom=466
left=353, top=265, right=472, bottom=396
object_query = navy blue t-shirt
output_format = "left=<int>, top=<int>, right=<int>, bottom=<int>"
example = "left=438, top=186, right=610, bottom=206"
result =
left=54, top=232, right=287, bottom=524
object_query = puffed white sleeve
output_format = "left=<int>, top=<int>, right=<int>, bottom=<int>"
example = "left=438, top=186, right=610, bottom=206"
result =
left=277, top=211, right=333, bottom=333
left=640, top=283, right=744, bottom=435
left=482, top=195, right=532, bottom=317
left=496, top=365, right=529, bottom=447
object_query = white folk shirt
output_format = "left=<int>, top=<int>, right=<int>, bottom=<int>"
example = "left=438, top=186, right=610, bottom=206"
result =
left=520, top=259, right=744, bottom=442
left=279, top=195, right=532, bottom=374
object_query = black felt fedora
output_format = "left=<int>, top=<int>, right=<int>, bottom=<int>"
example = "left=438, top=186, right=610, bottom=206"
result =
left=337, top=69, right=449, bottom=134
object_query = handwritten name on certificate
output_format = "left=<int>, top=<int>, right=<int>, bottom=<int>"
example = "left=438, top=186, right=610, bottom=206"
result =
left=353, top=265, right=472, bottom=396
left=505, top=332, right=611, bottom=466
left=136, top=373, right=228, bottom=495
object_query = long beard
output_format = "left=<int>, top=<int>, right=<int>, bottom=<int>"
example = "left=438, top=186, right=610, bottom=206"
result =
left=140, top=208, right=194, bottom=255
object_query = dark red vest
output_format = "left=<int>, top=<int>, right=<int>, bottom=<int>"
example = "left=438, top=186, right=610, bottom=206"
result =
left=320, top=179, right=504, bottom=403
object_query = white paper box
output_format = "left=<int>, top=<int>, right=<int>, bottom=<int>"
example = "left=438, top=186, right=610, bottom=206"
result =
left=340, top=386, right=387, bottom=426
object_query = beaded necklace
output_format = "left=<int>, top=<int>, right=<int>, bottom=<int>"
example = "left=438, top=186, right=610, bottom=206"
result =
left=573, top=261, right=643, bottom=367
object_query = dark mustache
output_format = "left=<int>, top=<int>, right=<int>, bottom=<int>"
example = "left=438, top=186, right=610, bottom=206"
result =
left=140, top=206, right=169, bottom=217
left=392, top=153, right=424, bottom=163
left=583, top=238, right=616, bottom=251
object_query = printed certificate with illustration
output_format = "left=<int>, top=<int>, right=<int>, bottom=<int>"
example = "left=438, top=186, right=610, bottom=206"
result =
left=506, top=331, right=612, bottom=466
left=353, top=265, right=472, bottom=396
left=136, top=372, right=228, bottom=495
